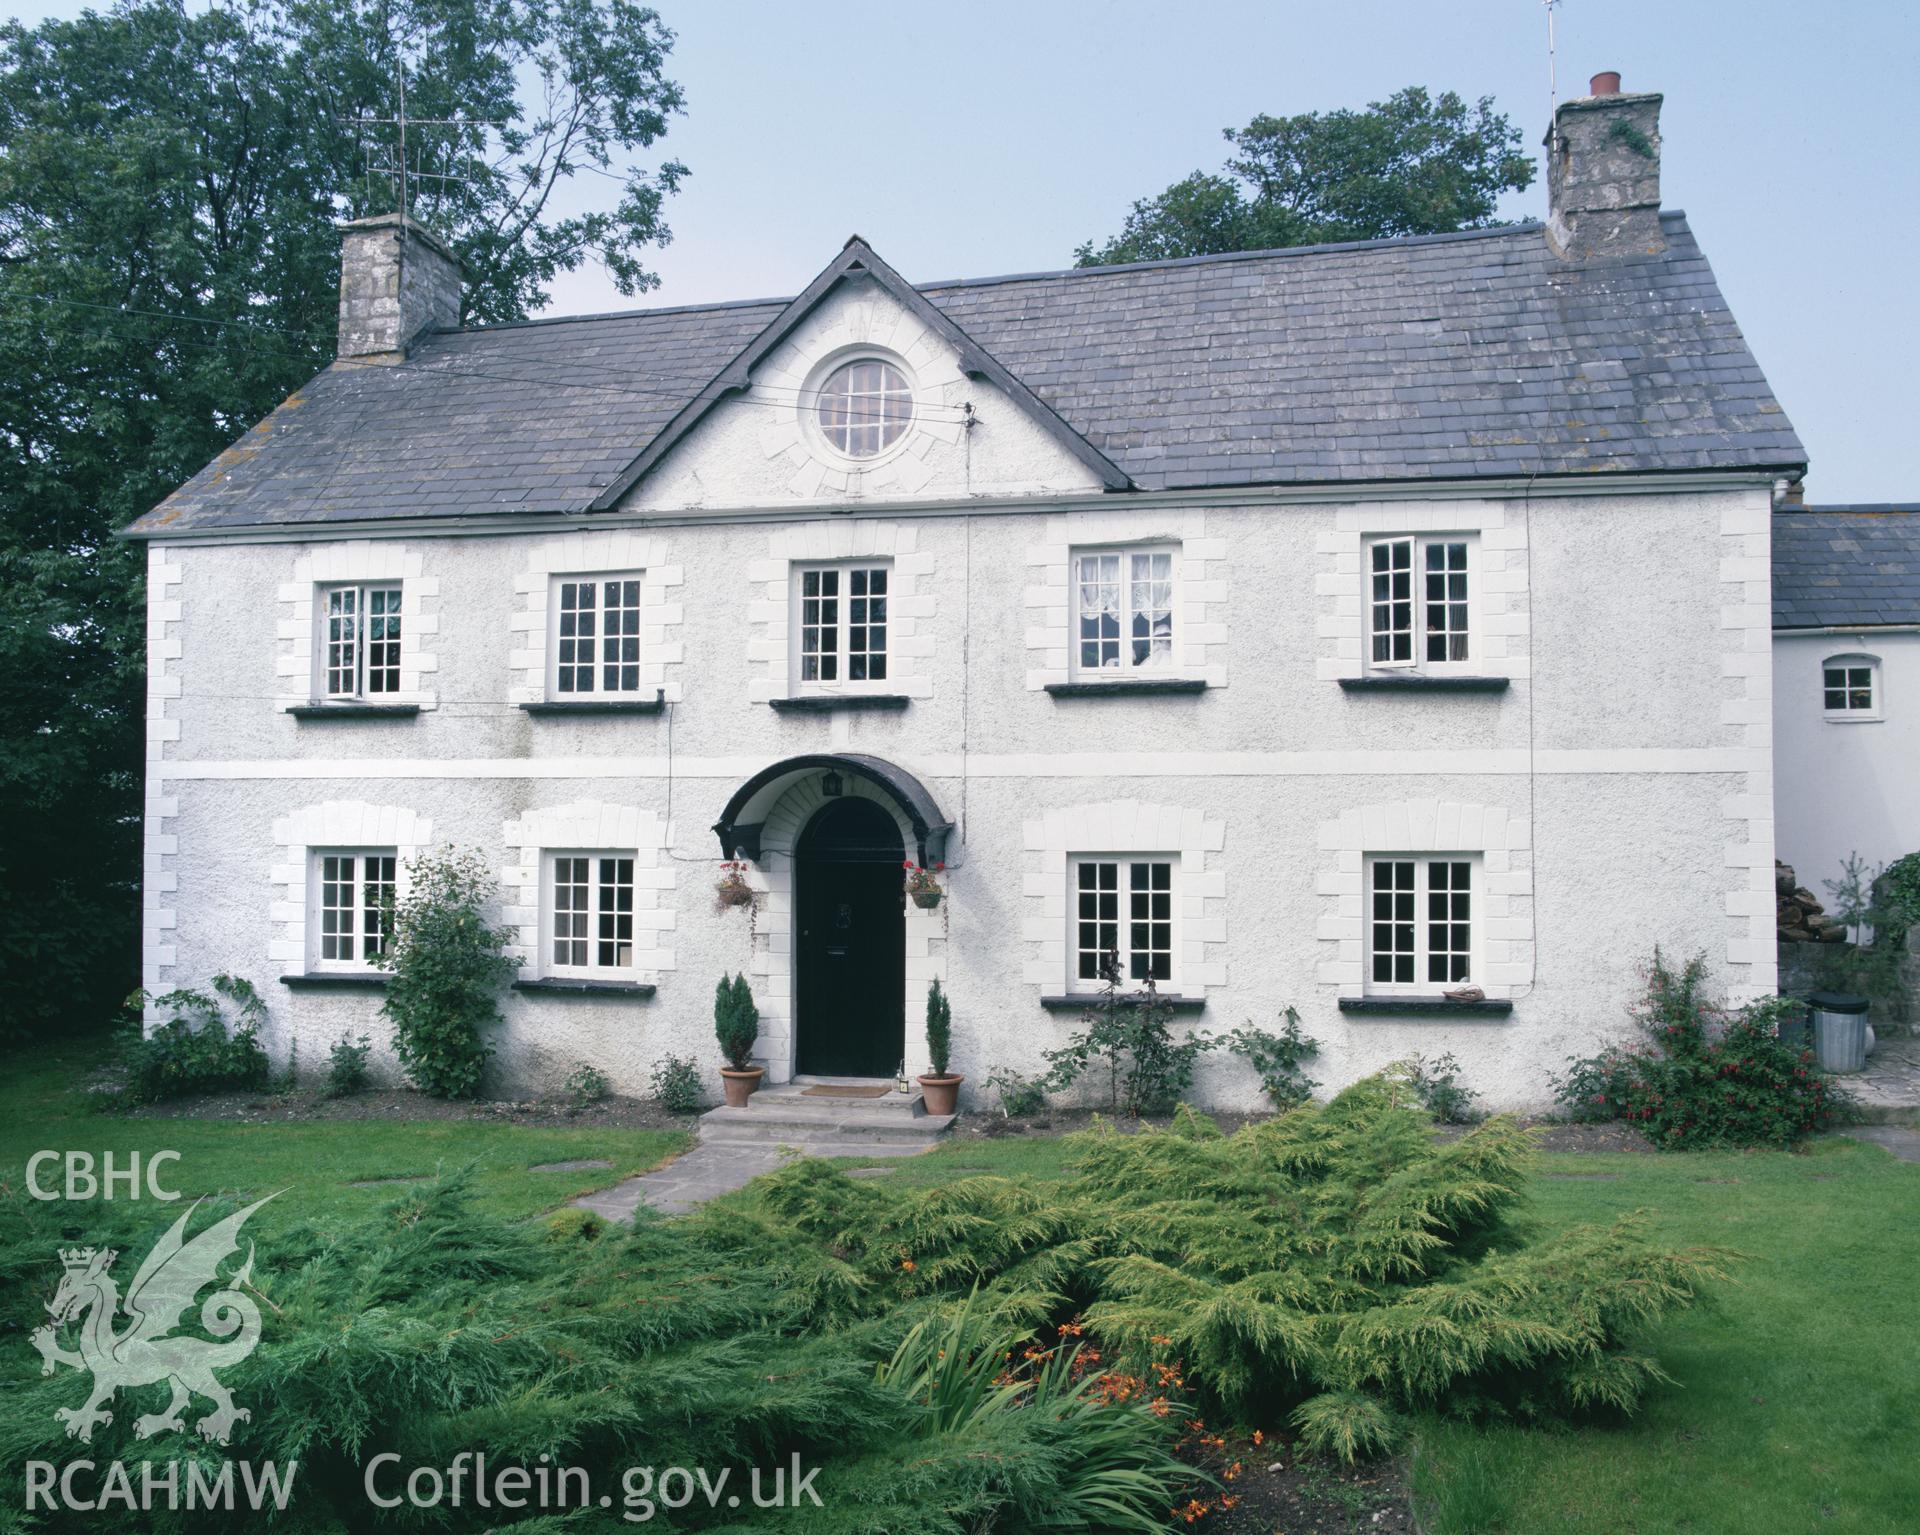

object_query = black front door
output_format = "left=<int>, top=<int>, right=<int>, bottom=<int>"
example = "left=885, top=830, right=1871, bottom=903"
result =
left=795, top=798, right=905, bottom=1077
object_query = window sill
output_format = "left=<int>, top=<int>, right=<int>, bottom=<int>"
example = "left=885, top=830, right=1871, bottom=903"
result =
left=1044, top=678, right=1209, bottom=699
left=513, top=977, right=657, bottom=998
left=1338, top=995, right=1513, bottom=1016
left=1339, top=675, right=1509, bottom=694
left=1040, top=993, right=1206, bottom=1013
left=767, top=694, right=911, bottom=714
left=521, top=691, right=666, bottom=716
left=286, top=702, right=423, bottom=719
left=279, top=972, right=388, bottom=989
left=1822, top=714, right=1882, bottom=725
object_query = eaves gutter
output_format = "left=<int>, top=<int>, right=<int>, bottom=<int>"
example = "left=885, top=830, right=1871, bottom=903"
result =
left=120, top=466, right=1789, bottom=548
left=1773, top=623, right=1920, bottom=637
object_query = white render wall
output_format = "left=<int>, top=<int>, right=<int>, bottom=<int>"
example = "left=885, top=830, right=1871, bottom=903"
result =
left=141, top=483, right=1776, bottom=1110
left=1773, top=629, right=1920, bottom=898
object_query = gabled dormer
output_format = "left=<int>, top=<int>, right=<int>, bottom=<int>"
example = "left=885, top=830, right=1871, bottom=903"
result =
left=596, top=237, right=1131, bottom=512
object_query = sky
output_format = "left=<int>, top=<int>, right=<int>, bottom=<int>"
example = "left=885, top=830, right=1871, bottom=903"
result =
left=11, top=0, right=1920, bottom=500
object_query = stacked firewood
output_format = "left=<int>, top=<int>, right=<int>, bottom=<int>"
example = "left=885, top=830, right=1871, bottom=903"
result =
left=1777, top=860, right=1846, bottom=943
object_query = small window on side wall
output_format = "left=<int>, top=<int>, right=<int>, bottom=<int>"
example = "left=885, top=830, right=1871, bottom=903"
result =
left=1366, top=536, right=1472, bottom=671
left=1822, top=654, right=1881, bottom=721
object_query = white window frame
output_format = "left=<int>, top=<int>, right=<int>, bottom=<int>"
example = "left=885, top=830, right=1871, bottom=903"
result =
left=547, top=572, right=646, bottom=698
left=541, top=850, right=637, bottom=979
left=1363, top=535, right=1477, bottom=674
left=1364, top=854, right=1478, bottom=994
left=1821, top=653, right=1882, bottom=722
left=1069, top=544, right=1179, bottom=681
left=307, top=848, right=398, bottom=972
left=314, top=582, right=404, bottom=700
left=1067, top=854, right=1179, bottom=994
left=813, top=357, right=915, bottom=461
left=790, top=561, right=893, bottom=691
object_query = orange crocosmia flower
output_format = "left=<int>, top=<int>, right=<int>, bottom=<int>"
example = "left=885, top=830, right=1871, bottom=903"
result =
left=1252, top=1429, right=1265, bottom=1446
left=1150, top=1334, right=1174, bottom=1346
left=899, top=1259, right=915, bottom=1271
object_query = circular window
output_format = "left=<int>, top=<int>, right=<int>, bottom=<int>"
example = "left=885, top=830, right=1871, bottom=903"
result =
left=815, top=359, right=913, bottom=458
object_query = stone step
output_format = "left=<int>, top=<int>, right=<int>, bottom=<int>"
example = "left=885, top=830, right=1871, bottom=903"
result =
left=698, top=1102, right=955, bottom=1145
left=751, top=1085, right=929, bottom=1117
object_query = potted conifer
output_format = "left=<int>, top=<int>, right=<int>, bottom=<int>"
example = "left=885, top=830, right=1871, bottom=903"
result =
left=916, top=978, right=963, bottom=1114
left=715, top=973, right=762, bottom=1107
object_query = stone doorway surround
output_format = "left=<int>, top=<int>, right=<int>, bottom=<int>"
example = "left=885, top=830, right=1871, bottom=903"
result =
left=712, top=754, right=952, bottom=1086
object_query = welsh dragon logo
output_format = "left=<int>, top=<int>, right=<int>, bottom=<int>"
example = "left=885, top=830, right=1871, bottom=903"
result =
left=31, top=1195, right=275, bottom=1446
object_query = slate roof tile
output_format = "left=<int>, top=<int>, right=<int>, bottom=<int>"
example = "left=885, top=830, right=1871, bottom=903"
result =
left=1773, top=507, right=1920, bottom=628
left=133, top=212, right=1804, bottom=534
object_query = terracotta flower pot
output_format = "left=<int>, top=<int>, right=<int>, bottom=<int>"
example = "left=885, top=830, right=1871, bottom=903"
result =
left=719, top=1066, right=764, bottom=1108
left=917, top=1074, right=962, bottom=1115
left=909, top=889, right=943, bottom=910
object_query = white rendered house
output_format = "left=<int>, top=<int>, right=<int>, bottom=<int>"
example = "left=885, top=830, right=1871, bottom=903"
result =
left=128, top=80, right=1804, bottom=1110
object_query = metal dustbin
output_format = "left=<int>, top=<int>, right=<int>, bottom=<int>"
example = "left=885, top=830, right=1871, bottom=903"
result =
left=1808, top=992, right=1870, bottom=1074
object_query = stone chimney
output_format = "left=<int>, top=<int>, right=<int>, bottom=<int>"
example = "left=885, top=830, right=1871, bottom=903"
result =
left=1543, top=72, right=1665, bottom=261
left=336, top=213, right=464, bottom=361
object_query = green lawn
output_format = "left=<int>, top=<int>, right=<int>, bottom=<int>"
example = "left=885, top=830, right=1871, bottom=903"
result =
left=852, top=1129, right=1920, bottom=1535
left=1412, top=1137, right=1920, bottom=1535
left=7, top=1039, right=1915, bottom=1534
left=0, top=1035, right=690, bottom=1233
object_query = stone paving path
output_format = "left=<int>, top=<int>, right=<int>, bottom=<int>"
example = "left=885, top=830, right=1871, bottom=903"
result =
left=573, top=1138, right=928, bottom=1220
left=1838, top=1125, right=1920, bottom=1163
left=1851, top=1033, right=1920, bottom=1122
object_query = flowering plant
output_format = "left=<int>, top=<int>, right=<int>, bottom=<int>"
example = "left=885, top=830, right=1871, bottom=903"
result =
left=713, top=860, right=754, bottom=910
left=1550, top=948, right=1855, bottom=1147
left=903, top=860, right=945, bottom=905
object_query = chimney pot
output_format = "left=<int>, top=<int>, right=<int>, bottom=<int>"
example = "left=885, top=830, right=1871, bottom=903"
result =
left=336, top=213, right=464, bottom=362
left=1589, top=71, right=1622, bottom=97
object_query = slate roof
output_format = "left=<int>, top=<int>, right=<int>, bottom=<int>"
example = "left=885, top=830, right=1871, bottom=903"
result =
left=130, top=211, right=1805, bottom=535
left=1772, top=506, right=1920, bottom=630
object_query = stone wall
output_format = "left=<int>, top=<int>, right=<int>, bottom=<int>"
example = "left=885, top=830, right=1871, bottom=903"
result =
left=336, top=214, right=462, bottom=361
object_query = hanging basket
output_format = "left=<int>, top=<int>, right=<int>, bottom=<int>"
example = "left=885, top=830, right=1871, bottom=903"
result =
left=904, top=860, right=946, bottom=910
left=714, top=862, right=755, bottom=911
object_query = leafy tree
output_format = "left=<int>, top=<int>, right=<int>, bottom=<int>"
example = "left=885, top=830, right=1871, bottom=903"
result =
left=1076, top=87, right=1534, bottom=266
left=376, top=846, right=518, bottom=1097
left=0, top=0, right=685, bottom=1038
